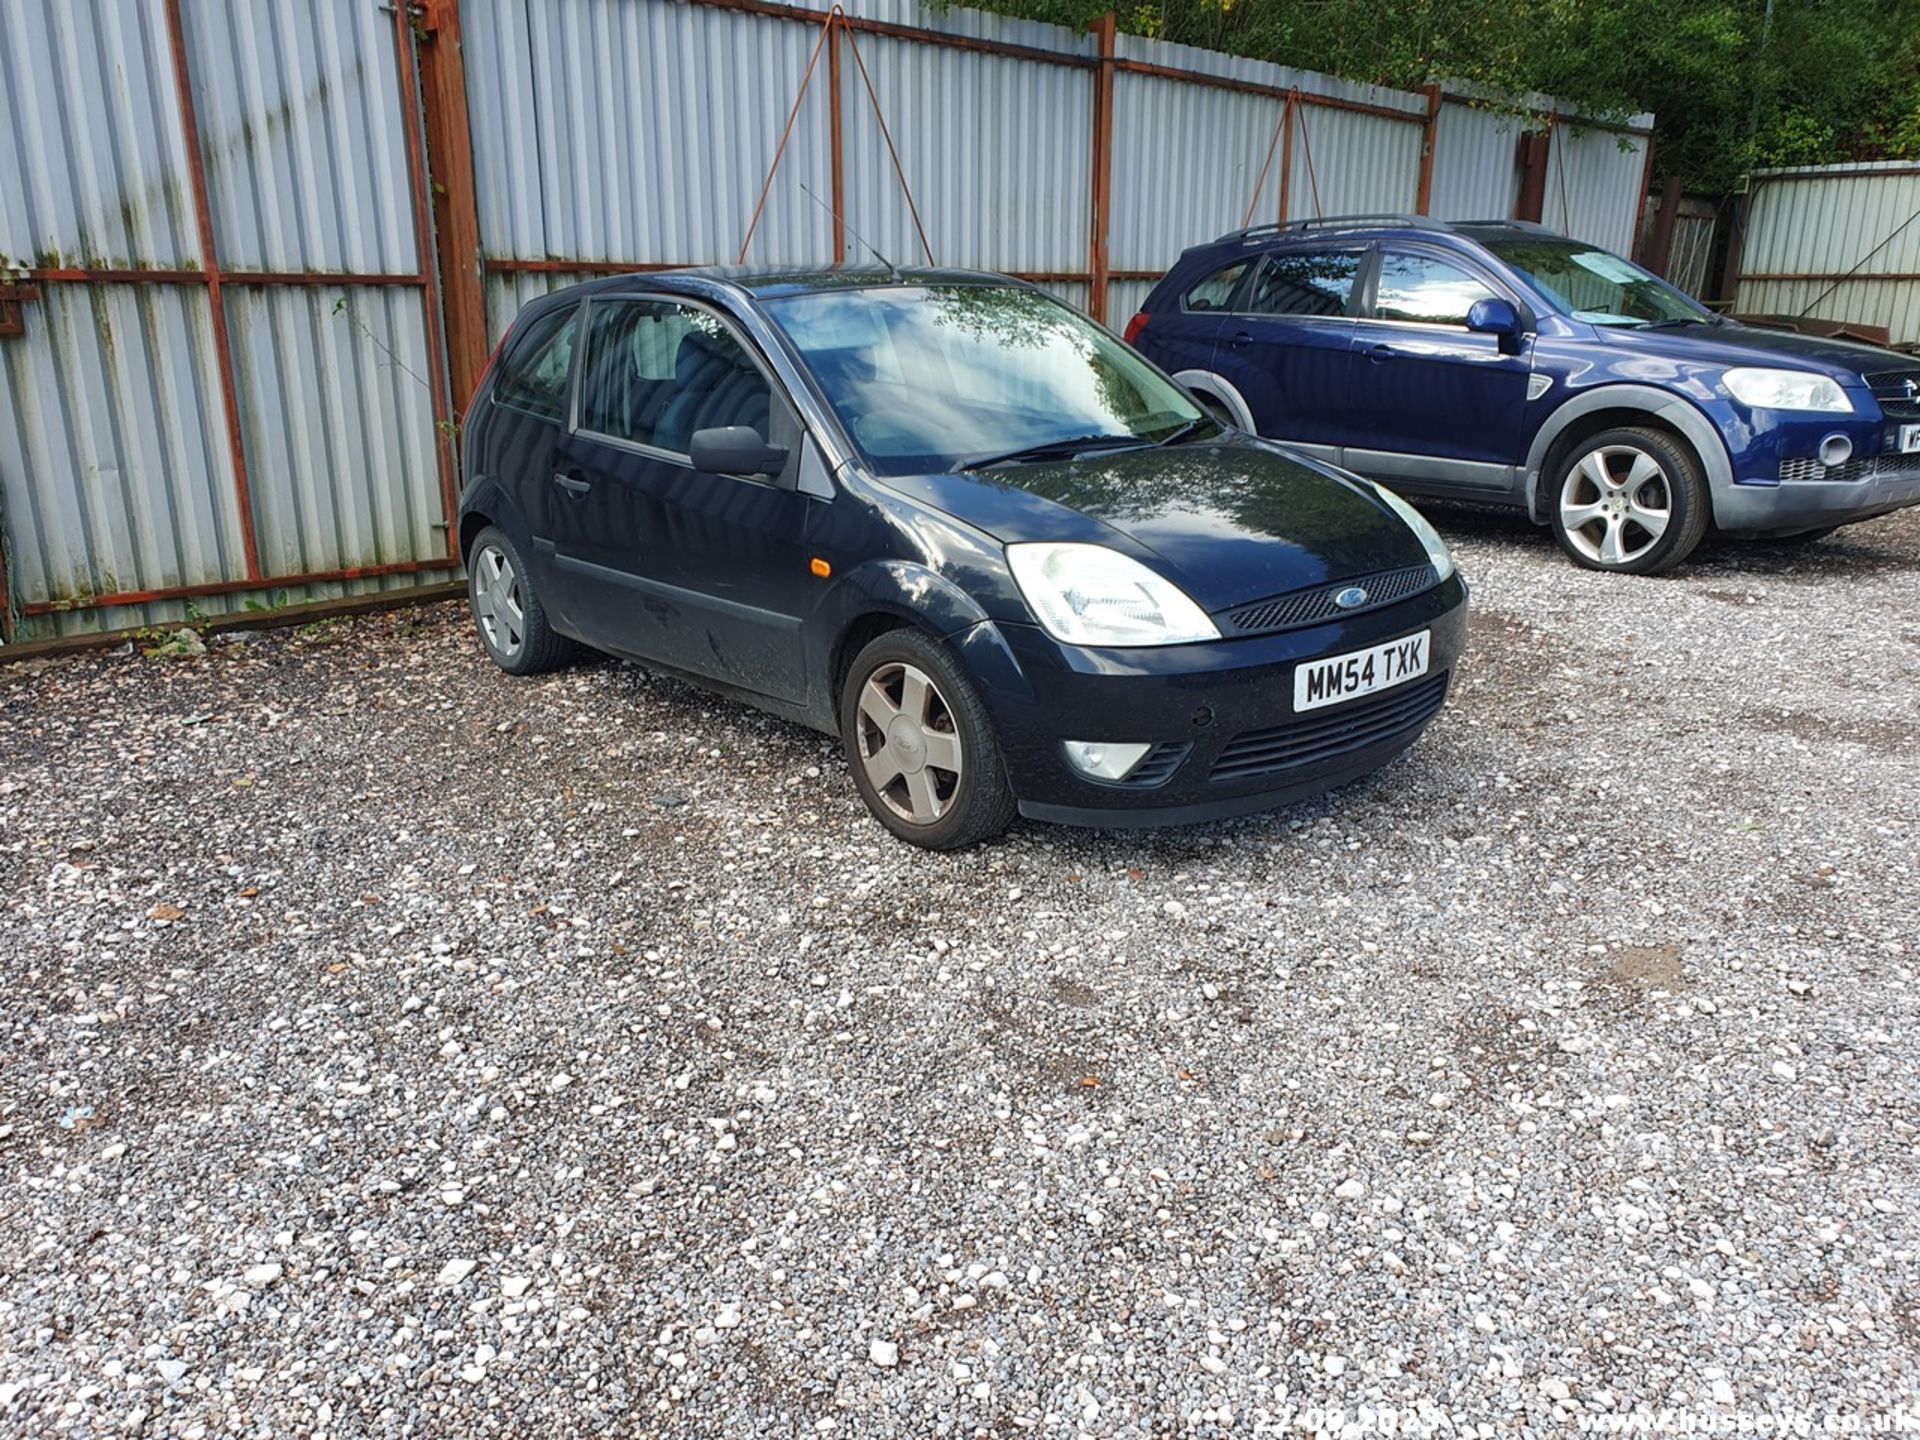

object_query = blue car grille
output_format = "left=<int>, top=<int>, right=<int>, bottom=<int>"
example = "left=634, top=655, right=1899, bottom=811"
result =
left=1863, top=368, right=1920, bottom=420
left=1222, top=564, right=1437, bottom=635
left=1209, top=673, right=1449, bottom=784
left=1778, top=452, right=1920, bottom=484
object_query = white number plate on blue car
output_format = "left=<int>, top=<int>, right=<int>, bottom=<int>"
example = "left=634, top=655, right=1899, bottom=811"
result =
left=1901, top=424, right=1920, bottom=453
left=1294, top=630, right=1430, bottom=713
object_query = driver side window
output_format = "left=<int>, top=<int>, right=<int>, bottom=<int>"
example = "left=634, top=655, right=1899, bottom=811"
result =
left=579, top=299, right=776, bottom=457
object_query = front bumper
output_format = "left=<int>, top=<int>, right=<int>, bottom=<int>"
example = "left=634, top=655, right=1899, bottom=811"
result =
left=1719, top=410, right=1920, bottom=535
left=1716, top=465, right=1920, bottom=536
left=966, top=573, right=1469, bottom=828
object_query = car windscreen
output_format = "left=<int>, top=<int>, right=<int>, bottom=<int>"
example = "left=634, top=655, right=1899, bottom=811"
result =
left=1480, top=239, right=1712, bottom=328
left=762, top=285, right=1201, bottom=475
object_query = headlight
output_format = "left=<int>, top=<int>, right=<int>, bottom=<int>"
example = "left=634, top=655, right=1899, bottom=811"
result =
left=1006, top=542, right=1220, bottom=647
left=1370, top=484, right=1456, bottom=582
left=1722, top=367, right=1853, bottom=413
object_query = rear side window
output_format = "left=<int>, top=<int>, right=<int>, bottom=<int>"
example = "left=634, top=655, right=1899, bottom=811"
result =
left=1372, top=250, right=1497, bottom=326
left=1247, top=251, right=1362, bottom=317
left=579, top=299, right=776, bottom=457
left=1182, top=260, right=1250, bottom=312
left=494, top=305, right=578, bottom=419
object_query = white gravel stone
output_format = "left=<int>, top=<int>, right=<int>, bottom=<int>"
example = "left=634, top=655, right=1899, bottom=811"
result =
left=4, top=520, right=1918, bottom=1435
left=436, top=1258, right=477, bottom=1286
left=868, top=1339, right=899, bottom=1368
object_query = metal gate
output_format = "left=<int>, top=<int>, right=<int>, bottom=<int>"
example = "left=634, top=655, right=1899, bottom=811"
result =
left=0, top=0, right=457, bottom=641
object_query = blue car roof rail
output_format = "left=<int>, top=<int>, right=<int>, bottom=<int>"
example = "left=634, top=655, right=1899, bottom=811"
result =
left=1214, top=213, right=1454, bottom=245
left=1454, top=218, right=1564, bottom=236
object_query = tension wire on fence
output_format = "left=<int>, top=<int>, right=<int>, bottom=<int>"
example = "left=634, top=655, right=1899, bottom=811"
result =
left=736, top=9, right=838, bottom=264
left=736, top=6, right=934, bottom=268
left=840, top=22, right=936, bottom=265
left=1295, top=92, right=1323, bottom=219
left=1243, top=95, right=1290, bottom=229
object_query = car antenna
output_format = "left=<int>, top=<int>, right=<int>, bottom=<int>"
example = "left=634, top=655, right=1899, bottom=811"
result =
left=799, top=183, right=902, bottom=280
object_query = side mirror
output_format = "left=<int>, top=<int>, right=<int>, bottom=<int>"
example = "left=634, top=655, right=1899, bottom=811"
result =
left=1467, top=297, right=1526, bottom=353
left=690, top=426, right=789, bottom=478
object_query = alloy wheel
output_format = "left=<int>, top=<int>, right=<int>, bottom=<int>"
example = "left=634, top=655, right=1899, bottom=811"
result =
left=853, top=661, right=965, bottom=825
left=472, top=542, right=526, bottom=660
left=1558, top=444, right=1672, bottom=568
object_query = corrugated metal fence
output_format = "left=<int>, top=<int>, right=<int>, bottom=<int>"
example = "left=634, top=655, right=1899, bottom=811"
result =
left=1737, top=162, right=1920, bottom=345
left=0, top=0, right=1652, bottom=644
left=0, top=0, right=458, bottom=641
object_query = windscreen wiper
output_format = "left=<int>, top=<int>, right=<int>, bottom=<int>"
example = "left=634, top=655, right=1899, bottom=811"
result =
left=951, top=433, right=1150, bottom=473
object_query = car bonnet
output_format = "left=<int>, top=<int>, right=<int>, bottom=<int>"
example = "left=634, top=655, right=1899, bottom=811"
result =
left=872, top=435, right=1433, bottom=614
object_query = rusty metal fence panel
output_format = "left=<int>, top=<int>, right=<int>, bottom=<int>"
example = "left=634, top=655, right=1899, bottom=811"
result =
left=0, top=0, right=456, bottom=642
left=458, top=0, right=1650, bottom=345
left=0, top=0, right=1655, bottom=645
left=1543, top=123, right=1650, bottom=257
left=1738, top=162, right=1920, bottom=345
left=1425, top=100, right=1523, bottom=223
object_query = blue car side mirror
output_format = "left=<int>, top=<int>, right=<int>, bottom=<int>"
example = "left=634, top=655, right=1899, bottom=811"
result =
left=1467, top=297, right=1526, bottom=353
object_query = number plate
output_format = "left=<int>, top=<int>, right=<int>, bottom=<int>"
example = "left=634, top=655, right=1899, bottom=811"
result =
left=1901, top=424, right=1920, bottom=453
left=1294, top=630, right=1431, bottom=713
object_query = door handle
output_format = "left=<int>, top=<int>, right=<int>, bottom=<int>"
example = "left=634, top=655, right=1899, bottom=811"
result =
left=1364, top=343, right=1396, bottom=363
left=1227, top=331, right=1253, bottom=350
left=552, top=471, right=592, bottom=496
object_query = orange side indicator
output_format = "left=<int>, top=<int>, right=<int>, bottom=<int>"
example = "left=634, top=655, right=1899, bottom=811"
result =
left=809, top=557, right=832, bottom=578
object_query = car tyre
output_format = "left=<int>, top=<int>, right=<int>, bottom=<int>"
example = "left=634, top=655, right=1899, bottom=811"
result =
left=1548, top=425, right=1710, bottom=576
left=839, top=628, right=1017, bottom=850
left=467, top=524, right=576, bottom=675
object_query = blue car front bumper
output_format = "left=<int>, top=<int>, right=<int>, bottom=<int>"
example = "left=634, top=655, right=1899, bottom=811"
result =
left=1718, top=409, right=1920, bottom=535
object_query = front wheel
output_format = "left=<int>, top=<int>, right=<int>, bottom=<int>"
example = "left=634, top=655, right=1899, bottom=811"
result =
left=1548, top=426, right=1710, bottom=575
left=839, top=629, right=1016, bottom=850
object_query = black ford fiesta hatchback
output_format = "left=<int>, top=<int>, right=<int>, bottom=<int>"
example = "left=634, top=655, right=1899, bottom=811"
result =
left=459, top=267, right=1468, bottom=849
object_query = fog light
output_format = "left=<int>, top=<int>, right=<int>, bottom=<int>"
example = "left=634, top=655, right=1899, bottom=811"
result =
left=1818, top=433, right=1853, bottom=467
left=1062, top=740, right=1153, bottom=781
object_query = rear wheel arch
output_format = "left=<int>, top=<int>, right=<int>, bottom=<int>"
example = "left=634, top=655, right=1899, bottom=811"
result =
left=1171, top=370, right=1256, bottom=432
left=458, top=510, right=493, bottom=563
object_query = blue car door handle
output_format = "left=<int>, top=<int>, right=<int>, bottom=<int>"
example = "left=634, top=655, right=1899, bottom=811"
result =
left=1365, top=343, right=1395, bottom=363
left=553, top=471, right=592, bottom=497
left=1227, top=331, right=1253, bottom=350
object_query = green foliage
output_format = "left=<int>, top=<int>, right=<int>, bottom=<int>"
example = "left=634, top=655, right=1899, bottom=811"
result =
left=958, top=0, right=1920, bottom=192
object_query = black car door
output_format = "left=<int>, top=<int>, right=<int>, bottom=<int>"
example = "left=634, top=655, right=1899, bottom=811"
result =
left=483, top=301, right=582, bottom=621
left=551, top=295, right=818, bottom=704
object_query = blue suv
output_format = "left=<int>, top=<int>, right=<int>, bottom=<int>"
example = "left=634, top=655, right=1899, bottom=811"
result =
left=1127, top=215, right=1920, bottom=574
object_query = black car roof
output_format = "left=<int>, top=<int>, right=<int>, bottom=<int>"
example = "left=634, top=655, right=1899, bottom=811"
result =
left=547, top=264, right=1016, bottom=303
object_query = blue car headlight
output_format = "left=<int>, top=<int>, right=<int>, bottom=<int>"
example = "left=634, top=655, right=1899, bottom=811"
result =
left=1723, top=367, right=1853, bottom=414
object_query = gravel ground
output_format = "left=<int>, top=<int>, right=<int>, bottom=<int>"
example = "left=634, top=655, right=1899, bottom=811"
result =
left=2, top=509, right=1918, bottom=1439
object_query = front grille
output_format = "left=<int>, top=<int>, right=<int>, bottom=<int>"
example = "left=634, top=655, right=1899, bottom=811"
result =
left=1863, top=368, right=1920, bottom=420
left=1778, top=452, right=1920, bottom=484
left=1209, top=673, right=1449, bottom=784
left=1224, top=564, right=1437, bottom=635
